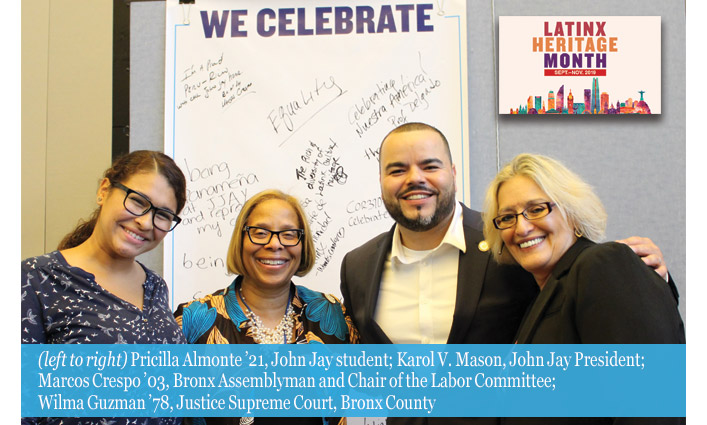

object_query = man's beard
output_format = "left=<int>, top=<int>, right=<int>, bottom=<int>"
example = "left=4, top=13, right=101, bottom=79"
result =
left=382, top=185, right=456, bottom=232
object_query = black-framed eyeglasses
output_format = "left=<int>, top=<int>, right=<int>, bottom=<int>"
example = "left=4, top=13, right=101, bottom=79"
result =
left=493, top=202, right=555, bottom=230
left=243, top=226, right=304, bottom=247
left=111, top=181, right=182, bottom=232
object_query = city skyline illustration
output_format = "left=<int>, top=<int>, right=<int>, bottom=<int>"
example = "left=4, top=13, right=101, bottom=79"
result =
left=508, top=77, right=652, bottom=115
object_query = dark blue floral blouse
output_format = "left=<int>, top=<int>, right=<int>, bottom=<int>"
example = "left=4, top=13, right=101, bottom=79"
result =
left=21, top=251, right=186, bottom=425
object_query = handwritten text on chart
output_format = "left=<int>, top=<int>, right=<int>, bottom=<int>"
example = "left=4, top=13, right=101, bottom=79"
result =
left=179, top=158, right=259, bottom=240
left=295, top=138, right=350, bottom=274
left=267, top=76, right=347, bottom=146
left=296, top=138, right=348, bottom=198
left=348, top=53, right=442, bottom=139
left=177, top=53, right=254, bottom=111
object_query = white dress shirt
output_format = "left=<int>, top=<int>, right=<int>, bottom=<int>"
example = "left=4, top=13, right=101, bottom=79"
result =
left=374, top=202, right=467, bottom=344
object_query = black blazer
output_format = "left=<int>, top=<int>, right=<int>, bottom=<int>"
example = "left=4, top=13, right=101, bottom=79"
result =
left=503, top=238, right=685, bottom=425
left=340, top=205, right=537, bottom=425
left=340, top=204, right=537, bottom=345
left=514, top=237, right=685, bottom=345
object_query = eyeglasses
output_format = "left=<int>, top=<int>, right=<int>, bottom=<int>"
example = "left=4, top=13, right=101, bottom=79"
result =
left=493, top=202, right=555, bottom=230
left=244, top=226, right=304, bottom=247
left=111, top=181, right=182, bottom=232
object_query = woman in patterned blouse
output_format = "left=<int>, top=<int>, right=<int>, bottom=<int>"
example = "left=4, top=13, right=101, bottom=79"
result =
left=174, top=189, right=359, bottom=425
left=22, top=150, right=189, bottom=425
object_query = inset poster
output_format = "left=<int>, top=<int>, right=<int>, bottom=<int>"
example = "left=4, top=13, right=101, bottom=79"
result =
left=499, top=16, right=660, bottom=114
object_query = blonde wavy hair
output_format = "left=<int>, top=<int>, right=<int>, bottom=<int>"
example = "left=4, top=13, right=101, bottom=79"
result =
left=482, top=153, right=607, bottom=264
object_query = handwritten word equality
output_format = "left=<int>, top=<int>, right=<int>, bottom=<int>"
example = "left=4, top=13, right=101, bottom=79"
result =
left=200, top=5, right=435, bottom=38
left=267, top=76, right=345, bottom=135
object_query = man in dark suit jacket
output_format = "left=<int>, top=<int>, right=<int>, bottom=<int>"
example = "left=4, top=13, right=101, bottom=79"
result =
left=339, top=122, right=673, bottom=425
left=340, top=122, right=537, bottom=425
left=341, top=204, right=536, bottom=346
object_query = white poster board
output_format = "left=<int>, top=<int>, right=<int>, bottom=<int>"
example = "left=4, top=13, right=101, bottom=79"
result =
left=164, top=0, right=469, bottom=307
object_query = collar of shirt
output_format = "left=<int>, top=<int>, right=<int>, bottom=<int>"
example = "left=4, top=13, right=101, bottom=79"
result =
left=389, top=201, right=467, bottom=264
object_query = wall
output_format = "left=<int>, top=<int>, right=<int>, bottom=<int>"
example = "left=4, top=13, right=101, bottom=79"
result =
left=21, top=0, right=113, bottom=259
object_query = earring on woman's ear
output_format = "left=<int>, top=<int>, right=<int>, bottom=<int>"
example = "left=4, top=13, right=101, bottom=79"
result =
left=97, top=197, right=103, bottom=202
left=574, top=228, right=583, bottom=238
left=498, top=243, right=504, bottom=255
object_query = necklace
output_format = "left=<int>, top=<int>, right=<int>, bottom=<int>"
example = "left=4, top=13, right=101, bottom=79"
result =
left=238, top=285, right=295, bottom=344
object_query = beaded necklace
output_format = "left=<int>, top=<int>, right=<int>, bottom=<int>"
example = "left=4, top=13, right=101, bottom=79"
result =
left=238, top=283, right=295, bottom=345
left=237, top=283, right=296, bottom=425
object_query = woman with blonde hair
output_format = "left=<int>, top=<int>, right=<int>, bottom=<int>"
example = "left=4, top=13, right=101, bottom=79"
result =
left=482, top=153, right=684, bottom=424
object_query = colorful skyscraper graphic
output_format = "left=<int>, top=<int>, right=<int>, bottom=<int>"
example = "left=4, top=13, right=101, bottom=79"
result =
left=507, top=78, right=653, bottom=115
left=591, top=77, right=600, bottom=114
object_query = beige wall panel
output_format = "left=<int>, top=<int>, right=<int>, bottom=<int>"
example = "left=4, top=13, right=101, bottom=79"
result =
left=21, top=0, right=50, bottom=259
left=44, top=0, right=113, bottom=252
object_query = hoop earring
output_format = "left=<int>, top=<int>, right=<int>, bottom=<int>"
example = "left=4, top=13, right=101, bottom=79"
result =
left=574, top=228, right=583, bottom=238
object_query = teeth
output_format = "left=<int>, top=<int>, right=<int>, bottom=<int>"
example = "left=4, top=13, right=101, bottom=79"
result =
left=125, top=229, right=145, bottom=241
left=406, top=194, right=430, bottom=200
left=259, top=259, right=286, bottom=265
left=520, top=237, right=543, bottom=249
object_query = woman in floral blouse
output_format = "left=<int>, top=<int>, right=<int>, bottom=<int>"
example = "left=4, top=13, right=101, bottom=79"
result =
left=174, top=189, right=359, bottom=425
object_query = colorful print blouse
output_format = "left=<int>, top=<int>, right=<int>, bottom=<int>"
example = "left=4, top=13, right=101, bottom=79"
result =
left=174, top=276, right=359, bottom=425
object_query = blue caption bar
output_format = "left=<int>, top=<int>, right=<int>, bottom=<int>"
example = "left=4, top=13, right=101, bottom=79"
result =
left=21, top=344, right=685, bottom=417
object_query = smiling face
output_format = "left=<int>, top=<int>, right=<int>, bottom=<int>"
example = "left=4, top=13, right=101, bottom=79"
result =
left=241, top=199, right=303, bottom=291
left=497, top=175, right=576, bottom=288
left=94, top=172, right=178, bottom=260
left=379, top=129, right=457, bottom=233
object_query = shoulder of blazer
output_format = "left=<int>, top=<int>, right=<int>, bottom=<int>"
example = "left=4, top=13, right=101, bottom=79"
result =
left=460, top=204, right=483, bottom=231
left=343, top=226, right=394, bottom=261
left=459, top=204, right=486, bottom=246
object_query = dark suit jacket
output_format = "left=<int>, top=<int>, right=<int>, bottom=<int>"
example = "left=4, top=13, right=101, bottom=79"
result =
left=340, top=205, right=538, bottom=425
left=503, top=238, right=685, bottom=425
left=514, top=237, right=685, bottom=345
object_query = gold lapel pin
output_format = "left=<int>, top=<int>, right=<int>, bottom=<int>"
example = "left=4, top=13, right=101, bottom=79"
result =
left=478, top=240, right=489, bottom=252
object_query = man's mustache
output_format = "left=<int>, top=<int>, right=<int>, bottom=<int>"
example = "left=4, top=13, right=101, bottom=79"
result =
left=398, top=185, right=439, bottom=198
